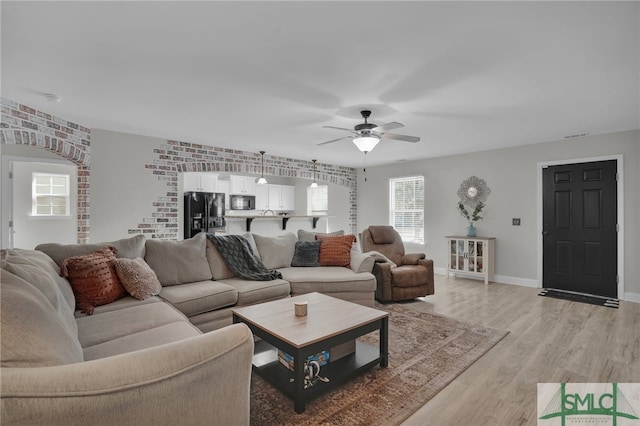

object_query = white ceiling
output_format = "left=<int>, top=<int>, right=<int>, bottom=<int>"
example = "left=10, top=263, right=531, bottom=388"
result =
left=2, top=1, right=638, bottom=168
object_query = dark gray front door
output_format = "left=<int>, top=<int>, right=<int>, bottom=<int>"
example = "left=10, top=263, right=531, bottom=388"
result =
left=542, top=160, right=618, bottom=298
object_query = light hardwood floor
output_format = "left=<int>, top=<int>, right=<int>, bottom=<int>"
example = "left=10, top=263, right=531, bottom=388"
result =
left=399, top=274, right=640, bottom=426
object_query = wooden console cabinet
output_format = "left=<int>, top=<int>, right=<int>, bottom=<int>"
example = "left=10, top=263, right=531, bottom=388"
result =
left=446, top=236, right=495, bottom=284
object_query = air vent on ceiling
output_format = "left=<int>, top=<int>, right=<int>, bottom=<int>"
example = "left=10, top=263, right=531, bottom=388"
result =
left=564, top=133, right=589, bottom=139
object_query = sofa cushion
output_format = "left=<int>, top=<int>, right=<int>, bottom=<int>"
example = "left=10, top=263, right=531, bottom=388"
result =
left=279, top=266, right=376, bottom=294
left=1, top=269, right=84, bottom=367
left=74, top=295, right=163, bottom=318
left=35, top=234, right=147, bottom=267
left=206, top=233, right=261, bottom=280
left=83, top=322, right=201, bottom=361
left=368, top=226, right=397, bottom=244
left=144, top=232, right=212, bottom=286
left=75, top=301, right=190, bottom=348
left=390, top=264, right=430, bottom=287
left=297, top=229, right=344, bottom=242
left=317, top=234, right=356, bottom=267
left=252, top=232, right=297, bottom=269
left=1, top=249, right=77, bottom=336
left=113, top=257, right=162, bottom=300
left=60, top=247, right=127, bottom=315
left=2, top=248, right=76, bottom=311
left=206, top=238, right=235, bottom=280
left=159, top=281, right=238, bottom=317
left=218, top=277, right=291, bottom=306
left=291, top=240, right=321, bottom=267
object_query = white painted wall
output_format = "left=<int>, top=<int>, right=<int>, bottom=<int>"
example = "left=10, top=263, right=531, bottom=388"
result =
left=90, top=129, right=169, bottom=242
left=11, top=160, right=77, bottom=249
left=357, top=130, right=640, bottom=298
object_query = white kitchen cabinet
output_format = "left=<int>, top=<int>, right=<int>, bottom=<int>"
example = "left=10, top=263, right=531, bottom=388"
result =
left=230, top=175, right=256, bottom=195
left=183, top=172, right=217, bottom=193
left=253, top=184, right=295, bottom=211
left=446, top=236, right=495, bottom=284
left=268, top=185, right=295, bottom=211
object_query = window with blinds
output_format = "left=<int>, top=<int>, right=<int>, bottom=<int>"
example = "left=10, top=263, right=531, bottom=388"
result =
left=389, top=176, right=424, bottom=244
left=307, top=185, right=328, bottom=215
left=32, top=173, right=70, bottom=216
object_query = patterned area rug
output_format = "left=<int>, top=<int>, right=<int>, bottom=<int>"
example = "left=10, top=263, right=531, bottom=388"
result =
left=250, top=302, right=508, bottom=425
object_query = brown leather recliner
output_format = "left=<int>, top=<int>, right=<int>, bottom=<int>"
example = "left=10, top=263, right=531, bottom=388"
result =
left=360, top=226, right=434, bottom=302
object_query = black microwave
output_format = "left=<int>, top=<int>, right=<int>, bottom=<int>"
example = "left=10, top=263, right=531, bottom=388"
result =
left=230, top=194, right=255, bottom=210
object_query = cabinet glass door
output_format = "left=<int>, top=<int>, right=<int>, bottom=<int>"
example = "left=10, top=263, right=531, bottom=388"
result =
left=467, top=241, right=475, bottom=272
left=476, top=241, right=484, bottom=272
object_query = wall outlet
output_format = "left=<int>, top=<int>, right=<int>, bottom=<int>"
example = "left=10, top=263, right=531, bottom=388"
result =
left=512, top=218, right=521, bottom=226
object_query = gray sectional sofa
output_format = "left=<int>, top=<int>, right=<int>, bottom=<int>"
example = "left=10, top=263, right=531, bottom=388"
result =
left=0, top=230, right=376, bottom=425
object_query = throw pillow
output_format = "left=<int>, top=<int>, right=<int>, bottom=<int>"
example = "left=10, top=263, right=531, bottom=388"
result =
left=317, top=234, right=356, bottom=267
left=113, top=258, right=162, bottom=300
left=297, top=229, right=344, bottom=242
left=60, top=247, right=127, bottom=315
left=290, top=240, right=321, bottom=267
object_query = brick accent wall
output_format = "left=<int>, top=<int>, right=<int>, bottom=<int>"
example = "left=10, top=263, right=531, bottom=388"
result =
left=131, top=140, right=358, bottom=239
left=1, top=98, right=91, bottom=243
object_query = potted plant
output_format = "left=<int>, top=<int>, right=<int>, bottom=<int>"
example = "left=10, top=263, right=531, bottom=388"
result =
left=457, top=201, right=485, bottom=237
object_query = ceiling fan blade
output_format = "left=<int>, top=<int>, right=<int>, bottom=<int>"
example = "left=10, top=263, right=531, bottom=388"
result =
left=317, top=136, right=352, bottom=146
left=380, top=133, right=421, bottom=143
left=372, top=121, right=404, bottom=132
left=322, top=125, right=355, bottom=132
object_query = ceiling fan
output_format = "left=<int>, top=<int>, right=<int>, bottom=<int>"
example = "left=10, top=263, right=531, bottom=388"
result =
left=317, top=110, right=420, bottom=153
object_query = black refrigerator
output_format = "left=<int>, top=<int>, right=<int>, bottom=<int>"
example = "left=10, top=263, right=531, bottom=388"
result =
left=183, top=192, right=226, bottom=238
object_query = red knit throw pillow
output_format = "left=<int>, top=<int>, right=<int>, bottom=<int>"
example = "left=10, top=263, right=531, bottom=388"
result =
left=316, top=234, right=356, bottom=267
left=60, top=246, right=126, bottom=315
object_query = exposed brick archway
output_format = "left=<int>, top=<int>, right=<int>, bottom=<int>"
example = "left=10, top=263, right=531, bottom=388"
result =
left=1, top=98, right=91, bottom=243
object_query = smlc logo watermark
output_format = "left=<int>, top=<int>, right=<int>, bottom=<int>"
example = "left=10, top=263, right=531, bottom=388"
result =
left=538, top=383, right=640, bottom=425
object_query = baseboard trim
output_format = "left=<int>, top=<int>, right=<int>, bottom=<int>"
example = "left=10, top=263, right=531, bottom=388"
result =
left=623, top=292, right=640, bottom=304
left=494, top=275, right=539, bottom=288
left=435, top=267, right=539, bottom=288
left=437, top=267, right=639, bottom=304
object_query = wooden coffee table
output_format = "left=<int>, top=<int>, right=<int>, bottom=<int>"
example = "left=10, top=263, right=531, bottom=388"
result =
left=232, top=292, right=389, bottom=413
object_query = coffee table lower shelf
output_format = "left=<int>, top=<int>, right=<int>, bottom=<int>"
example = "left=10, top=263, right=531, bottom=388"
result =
left=252, top=339, right=381, bottom=410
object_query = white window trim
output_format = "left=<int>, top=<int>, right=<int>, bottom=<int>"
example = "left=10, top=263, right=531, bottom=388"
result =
left=389, top=175, right=425, bottom=245
left=31, top=172, right=71, bottom=217
left=307, top=184, right=329, bottom=216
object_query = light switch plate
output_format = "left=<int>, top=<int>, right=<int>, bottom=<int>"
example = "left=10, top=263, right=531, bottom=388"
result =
left=512, top=218, right=521, bottom=226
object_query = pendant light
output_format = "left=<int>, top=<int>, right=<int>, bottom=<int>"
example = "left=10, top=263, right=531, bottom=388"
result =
left=310, top=159, right=318, bottom=188
left=256, top=151, right=268, bottom=184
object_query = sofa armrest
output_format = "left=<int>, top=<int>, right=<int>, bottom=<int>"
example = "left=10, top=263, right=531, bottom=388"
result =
left=1, top=323, right=254, bottom=426
left=350, top=250, right=375, bottom=273
left=401, top=253, right=426, bottom=265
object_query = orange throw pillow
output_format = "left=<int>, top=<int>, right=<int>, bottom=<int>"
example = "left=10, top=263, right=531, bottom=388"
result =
left=60, top=246, right=126, bottom=315
left=317, top=234, right=356, bottom=267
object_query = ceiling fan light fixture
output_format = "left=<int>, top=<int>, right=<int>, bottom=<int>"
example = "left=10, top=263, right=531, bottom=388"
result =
left=353, top=136, right=380, bottom=153
left=256, top=150, right=268, bottom=184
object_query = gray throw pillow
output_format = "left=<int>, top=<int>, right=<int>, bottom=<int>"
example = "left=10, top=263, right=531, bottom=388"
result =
left=291, top=240, right=321, bottom=267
